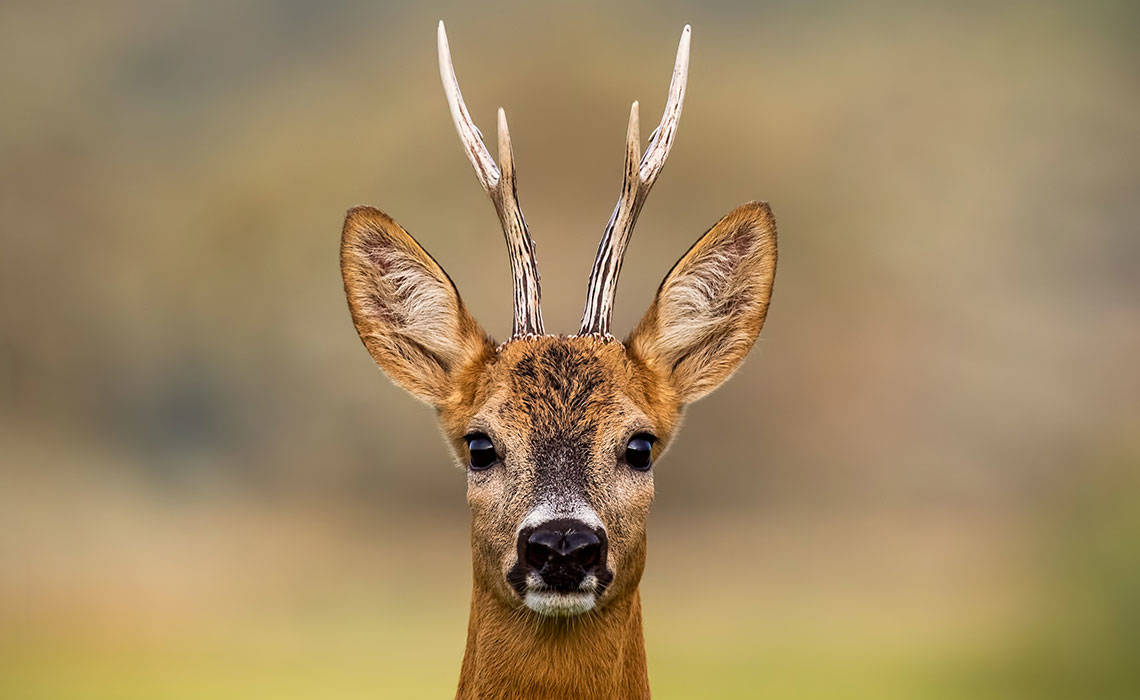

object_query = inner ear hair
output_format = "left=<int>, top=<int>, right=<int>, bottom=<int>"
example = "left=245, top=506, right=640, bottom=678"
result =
left=627, top=201, right=777, bottom=403
left=340, top=206, right=491, bottom=405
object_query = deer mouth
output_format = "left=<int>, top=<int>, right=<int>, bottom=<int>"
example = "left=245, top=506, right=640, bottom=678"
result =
left=506, top=563, right=614, bottom=617
left=524, top=589, right=597, bottom=617
left=520, top=570, right=601, bottom=616
left=507, top=558, right=615, bottom=617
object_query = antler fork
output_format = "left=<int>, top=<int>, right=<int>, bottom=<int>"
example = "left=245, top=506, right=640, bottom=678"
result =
left=438, top=21, right=544, bottom=337
left=579, top=25, right=691, bottom=337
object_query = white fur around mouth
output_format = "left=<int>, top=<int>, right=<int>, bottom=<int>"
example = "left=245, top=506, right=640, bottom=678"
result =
left=524, top=590, right=597, bottom=617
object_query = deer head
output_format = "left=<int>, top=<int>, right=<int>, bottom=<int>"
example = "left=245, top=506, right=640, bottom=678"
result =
left=341, top=23, right=776, bottom=625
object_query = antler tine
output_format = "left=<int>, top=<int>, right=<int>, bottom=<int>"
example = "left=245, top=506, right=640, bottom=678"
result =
left=437, top=21, right=543, bottom=338
left=640, top=24, right=690, bottom=186
left=579, top=25, right=691, bottom=337
left=494, top=107, right=544, bottom=336
left=437, top=21, right=499, bottom=190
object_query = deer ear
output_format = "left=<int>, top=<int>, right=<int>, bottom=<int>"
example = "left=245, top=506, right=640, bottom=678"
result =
left=341, top=206, right=492, bottom=406
left=627, top=201, right=777, bottom=403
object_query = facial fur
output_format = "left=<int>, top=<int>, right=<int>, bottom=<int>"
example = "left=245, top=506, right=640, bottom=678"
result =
left=438, top=335, right=680, bottom=615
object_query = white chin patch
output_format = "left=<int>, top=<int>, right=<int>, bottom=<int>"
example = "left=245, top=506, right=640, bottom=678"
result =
left=524, top=590, right=596, bottom=617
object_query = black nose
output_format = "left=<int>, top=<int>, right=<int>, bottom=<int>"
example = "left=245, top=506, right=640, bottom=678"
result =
left=520, top=519, right=606, bottom=592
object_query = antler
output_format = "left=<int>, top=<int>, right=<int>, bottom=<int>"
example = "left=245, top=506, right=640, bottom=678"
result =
left=438, top=21, right=543, bottom=337
left=579, top=25, right=691, bottom=337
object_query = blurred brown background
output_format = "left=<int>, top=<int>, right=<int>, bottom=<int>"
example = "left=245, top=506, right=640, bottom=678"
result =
left=2, top=1, right=1138, bottom=697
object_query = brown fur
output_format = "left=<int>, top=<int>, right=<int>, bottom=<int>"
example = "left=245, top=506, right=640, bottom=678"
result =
left=457, top=585, right=649, bottom=699
left=340, top=200, right=777, bottom=698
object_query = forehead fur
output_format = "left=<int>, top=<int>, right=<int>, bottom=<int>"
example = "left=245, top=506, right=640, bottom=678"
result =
left=440, top=335, right=679, bottom=441
left=502, top=338, right=619, bottom=430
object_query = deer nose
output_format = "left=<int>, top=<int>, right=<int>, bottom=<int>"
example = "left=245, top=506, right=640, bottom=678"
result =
left=521, top=519, right=606, bottom=592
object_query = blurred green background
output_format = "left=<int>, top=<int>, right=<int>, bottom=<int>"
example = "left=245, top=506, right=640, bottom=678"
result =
left=2, top=0, right=1138, bottom=697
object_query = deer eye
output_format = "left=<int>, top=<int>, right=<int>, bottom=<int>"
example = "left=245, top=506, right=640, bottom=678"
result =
left=465, top=433, right=499, bottom=471
left=625, top=434, right=656, bottom=471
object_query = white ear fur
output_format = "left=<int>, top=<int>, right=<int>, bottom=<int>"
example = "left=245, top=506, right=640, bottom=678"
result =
left=628, top=201, right=777, bottom=403
left=341, top=206, right=490, bottom=405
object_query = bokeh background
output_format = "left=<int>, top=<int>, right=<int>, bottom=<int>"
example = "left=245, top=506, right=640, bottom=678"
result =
left=2, top=1, right=1138, bottom=697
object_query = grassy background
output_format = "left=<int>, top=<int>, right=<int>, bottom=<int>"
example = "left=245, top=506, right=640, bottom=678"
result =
left=2, top=0, right=1138, bottom=697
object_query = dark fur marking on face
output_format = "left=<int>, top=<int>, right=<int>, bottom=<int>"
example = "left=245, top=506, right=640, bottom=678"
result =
left=506, top=343, right=615, bottom=507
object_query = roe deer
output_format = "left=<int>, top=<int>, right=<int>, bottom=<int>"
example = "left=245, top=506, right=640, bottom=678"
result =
left=340, top=22, right=777, bottom=699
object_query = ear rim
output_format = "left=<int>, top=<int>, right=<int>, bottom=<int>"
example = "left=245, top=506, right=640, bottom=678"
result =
left=627, top=200, right=778, bottom=404
left=340, top=205, right=493, bottom=406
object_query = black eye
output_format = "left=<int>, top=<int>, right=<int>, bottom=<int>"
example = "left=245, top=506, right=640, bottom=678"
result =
left=465, top=433, right=499, bottom=471
left=625, top=434, right=655, bottom=471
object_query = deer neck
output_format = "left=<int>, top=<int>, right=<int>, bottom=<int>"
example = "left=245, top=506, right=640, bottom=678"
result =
left=456, top=583, right=649, bottom=700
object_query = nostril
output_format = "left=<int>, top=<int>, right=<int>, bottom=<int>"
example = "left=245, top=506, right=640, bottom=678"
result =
left=562, top=529, right=602, bottom=570
left=570, top=542, right=601, bottom=570
left=525, top=541, right=553, bottom=569
left=524, top=529, right=562, bottom=570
